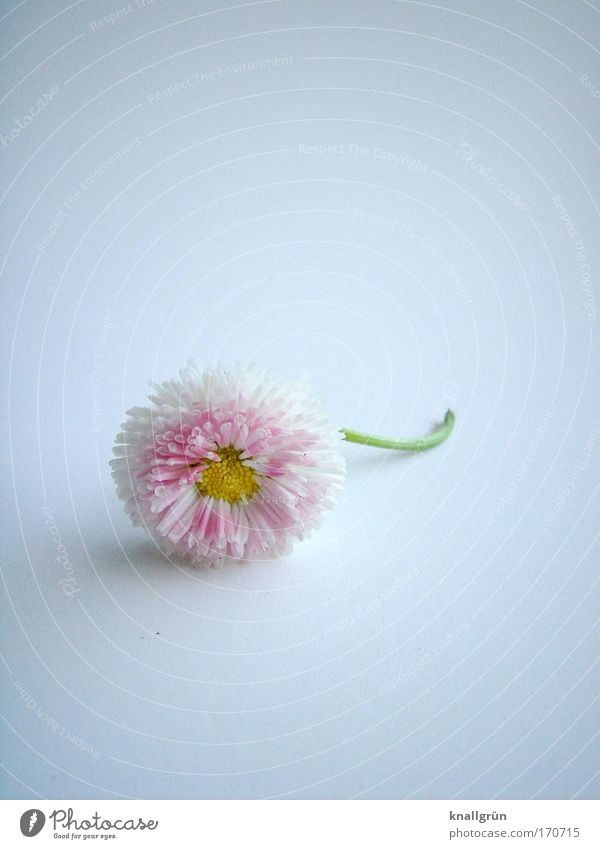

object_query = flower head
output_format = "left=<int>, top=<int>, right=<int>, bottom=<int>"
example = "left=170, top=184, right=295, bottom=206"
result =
left=111, top=362, right=346, bottom=565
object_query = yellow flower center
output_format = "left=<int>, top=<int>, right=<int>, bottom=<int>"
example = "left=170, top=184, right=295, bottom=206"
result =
left=195, top=445, right=260, bottom=504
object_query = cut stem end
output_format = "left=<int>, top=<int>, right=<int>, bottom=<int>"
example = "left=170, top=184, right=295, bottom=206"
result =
left=341, top=409, right=455, bottom=452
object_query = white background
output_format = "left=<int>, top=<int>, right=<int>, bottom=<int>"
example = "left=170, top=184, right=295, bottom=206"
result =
left=1, top=0, right=599, bottom=799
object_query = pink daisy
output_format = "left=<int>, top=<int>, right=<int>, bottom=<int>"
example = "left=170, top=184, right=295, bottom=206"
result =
left=111, top=362, right=347, bottom=565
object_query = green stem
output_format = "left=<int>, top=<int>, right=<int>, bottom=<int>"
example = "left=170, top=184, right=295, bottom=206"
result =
left=341, top=409, right=455, bottom=452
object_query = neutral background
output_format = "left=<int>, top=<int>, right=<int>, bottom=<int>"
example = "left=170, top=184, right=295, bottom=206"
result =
left=1, top=0, right=599, bottom=800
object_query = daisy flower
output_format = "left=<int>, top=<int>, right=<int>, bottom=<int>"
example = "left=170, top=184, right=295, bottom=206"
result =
left=111, top=362, right=454, bottom=566
left=111, top=362, right=346, bottom=564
